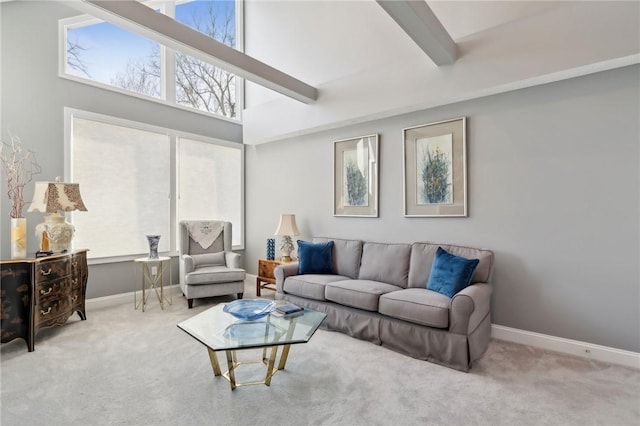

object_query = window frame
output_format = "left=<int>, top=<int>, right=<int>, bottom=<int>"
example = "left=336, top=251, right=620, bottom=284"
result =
left=58, top=0, right=244, bottom=124
left=64, top=107, right=245, bottom=265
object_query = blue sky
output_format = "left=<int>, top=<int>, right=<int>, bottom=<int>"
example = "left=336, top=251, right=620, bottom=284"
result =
left=67, top=0, right=235, bottom=85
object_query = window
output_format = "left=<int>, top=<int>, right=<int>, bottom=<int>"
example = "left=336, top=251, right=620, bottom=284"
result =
left=65, top=21, right=161, bottom=98
left=60, top=0, right=241, bottom=120
left=178, top=138, right=242, bottom=246
left=68, top=109, right=244, bottom=260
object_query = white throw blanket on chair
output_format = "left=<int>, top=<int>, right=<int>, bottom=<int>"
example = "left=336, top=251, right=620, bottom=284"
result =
left=187, top=222, right=224, bottom=250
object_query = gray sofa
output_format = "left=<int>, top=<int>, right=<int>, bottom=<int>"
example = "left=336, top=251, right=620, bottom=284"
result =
left=275, top=237, right=494, bottom=372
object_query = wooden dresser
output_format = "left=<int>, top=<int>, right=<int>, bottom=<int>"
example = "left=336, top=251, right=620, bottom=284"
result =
left=0, top=249, right=88, bottom=352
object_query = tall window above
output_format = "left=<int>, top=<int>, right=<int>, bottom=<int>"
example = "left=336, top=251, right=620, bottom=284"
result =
left=174, top=1, right=237, bottom=116
left=66, top=21, right=161, bottom=98
left=61, top=0, right=241, bottom=120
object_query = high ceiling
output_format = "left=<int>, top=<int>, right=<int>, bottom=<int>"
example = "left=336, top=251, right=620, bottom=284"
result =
left=428, top=0, right=563, bottom=41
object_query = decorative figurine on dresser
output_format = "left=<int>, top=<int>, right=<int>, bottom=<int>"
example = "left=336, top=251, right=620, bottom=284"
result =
left=0, top=249, right=89, bottom=351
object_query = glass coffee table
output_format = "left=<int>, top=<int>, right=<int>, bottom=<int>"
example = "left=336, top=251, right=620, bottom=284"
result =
left=177, top=301, right=326, bottom=390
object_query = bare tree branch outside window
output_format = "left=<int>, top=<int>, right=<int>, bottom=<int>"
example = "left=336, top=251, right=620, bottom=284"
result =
left=173, top=1, right=236, bottom=117
left=66, top=33, right=92, bottom=78
left=65, top=1, right=236, bottom=119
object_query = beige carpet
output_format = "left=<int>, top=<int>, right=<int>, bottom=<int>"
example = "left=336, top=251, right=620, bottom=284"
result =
left=1, top=281, right=639, bottom=426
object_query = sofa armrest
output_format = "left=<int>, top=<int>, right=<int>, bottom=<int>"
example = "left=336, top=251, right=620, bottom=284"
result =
left=225, top=251, right=242, bottom=269
left=181, top=254, right=195, bottom=274
left=449, top=283, right=492, bottom=335
left=275, top=262, right=299, bottom=293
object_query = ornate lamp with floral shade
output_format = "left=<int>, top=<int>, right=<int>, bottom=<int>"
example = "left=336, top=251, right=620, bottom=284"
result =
left=28, top=178, right=87, bottom=254
left=0, top=134, right=41, bottom=259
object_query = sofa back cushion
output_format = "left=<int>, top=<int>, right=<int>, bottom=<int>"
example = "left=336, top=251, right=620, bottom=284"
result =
left=358, top=242, right=411, bottom=288
left=313, top=237, right=363, bottom=279
left=408, top=242, right=494, bottom=288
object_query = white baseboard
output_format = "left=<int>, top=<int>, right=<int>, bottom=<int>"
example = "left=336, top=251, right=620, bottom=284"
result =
left=491, top=324, right=640, bottom=370
left=86, top=285, right=639, bottom=370
left=86, top=284, right=181, bottom=310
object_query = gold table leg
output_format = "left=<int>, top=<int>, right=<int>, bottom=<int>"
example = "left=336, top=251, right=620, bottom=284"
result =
left=205, top=316, right=301, bottom=390
left=207, top=345, right=294, bottom=391
left=264, top=346, right=279, bottom=386
left=277, top=344, right=292, bottom=371
left=208, top=348, right=222, bottom=376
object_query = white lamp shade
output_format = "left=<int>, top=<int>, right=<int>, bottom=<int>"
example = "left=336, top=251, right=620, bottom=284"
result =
left=274, top=214, right=299, bottom=236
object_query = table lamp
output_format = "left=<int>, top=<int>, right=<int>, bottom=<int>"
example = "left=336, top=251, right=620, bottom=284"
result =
left=274, top=213, right=299, bottom=262
left=28, top=178, right=87, bottom=254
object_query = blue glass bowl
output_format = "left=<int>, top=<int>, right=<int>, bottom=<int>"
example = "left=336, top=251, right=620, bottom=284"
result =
left=223, top=299, right=276, bottom=321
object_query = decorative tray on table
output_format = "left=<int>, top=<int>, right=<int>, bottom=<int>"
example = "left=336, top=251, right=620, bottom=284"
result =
left=222, top=299, right=276, bottom=321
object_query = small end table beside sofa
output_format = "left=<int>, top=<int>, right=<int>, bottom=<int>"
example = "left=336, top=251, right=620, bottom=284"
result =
left=256, top=259, right=283, bottom=296
left=275, top=237, right=494, bottom=372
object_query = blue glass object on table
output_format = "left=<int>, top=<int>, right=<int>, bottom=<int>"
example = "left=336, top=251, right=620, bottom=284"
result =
left=223, top=299, right=276, bottom=321
left=266, top=238, right=275, bottom=260
left=146, top=235, right=161, bottom=259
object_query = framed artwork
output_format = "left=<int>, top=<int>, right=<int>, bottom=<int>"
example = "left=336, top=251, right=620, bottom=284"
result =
left=333, top=134, right=379, bottom=217
left=403, top=117, right=467, bottom=217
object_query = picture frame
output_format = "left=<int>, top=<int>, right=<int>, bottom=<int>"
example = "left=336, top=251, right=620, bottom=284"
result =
left=403, top=117, right=467, bottom=217
left=333, top=134, right=379, bottom=217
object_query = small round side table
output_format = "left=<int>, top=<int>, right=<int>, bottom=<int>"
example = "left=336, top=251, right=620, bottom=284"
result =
left=133, top=256, right=173, bottom=312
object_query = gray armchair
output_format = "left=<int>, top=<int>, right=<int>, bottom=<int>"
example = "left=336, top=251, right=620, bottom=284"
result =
left=178, top=220, right=245, bottom=309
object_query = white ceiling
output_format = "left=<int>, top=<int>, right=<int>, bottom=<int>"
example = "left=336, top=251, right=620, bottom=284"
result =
left=243, top=1, right=639, bottom=143
left=427, top=0, right=564, bottom=41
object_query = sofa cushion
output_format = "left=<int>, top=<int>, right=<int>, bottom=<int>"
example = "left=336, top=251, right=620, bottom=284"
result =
left=409, top=242, right=494, bottom=288
left=313, top=237, right=363, bottom=279
left=325, top=280, right=403, bottom=312
left=185, top=266, right=245, bottom=285
left=426, top=247, right=479, bottom=298
left=358, top=242, right=411, bottom=288
left=379, top=288, right=451, bottom=328
left=283, top=274, right=349, bottom=301
left=297, top=240, right=334, bottom=274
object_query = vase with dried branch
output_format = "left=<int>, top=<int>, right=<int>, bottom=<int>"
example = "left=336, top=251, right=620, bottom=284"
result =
left=1, top=134, right=41, bottom=219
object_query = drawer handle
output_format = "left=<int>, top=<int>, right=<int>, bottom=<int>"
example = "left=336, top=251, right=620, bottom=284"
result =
left=40, top=288, right=53, bottom=296
left=40, top=268, right=52, bottom=276
left=71, top=295, right=78, bottom=302
left=72, top=278, right=78, bottom=285
left=40, top=307, right=52, bottom=316
left=72, top=261, right=78, bottom=267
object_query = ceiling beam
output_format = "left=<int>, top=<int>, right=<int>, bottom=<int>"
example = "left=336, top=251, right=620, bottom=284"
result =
left=376, top=0, right=457, bottom=66
left=69, top=0, right=318, bottom=104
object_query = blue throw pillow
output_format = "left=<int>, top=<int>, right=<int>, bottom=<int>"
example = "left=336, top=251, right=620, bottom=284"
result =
left=426, top=247, right=480, bottom=298
left=297, top=240, right=334, bottom=274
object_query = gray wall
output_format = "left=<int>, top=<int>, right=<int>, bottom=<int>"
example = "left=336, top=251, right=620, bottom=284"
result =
left=2, top=1, right=638, bottom=353
left=0, top=1, right=242, bottom=297
left=245, top=65, right=640, bottom=353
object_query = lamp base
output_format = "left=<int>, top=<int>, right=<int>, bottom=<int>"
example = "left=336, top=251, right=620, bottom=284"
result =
left=280, top=255, right=293, bottom=262
left=35, top=212, right=74, bottom=253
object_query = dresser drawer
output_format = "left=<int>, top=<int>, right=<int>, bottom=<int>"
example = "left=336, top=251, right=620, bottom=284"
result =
left=34, top=277, right=70, bottom=305
left=35, top=258, right=70, bottom=283
left=34, top=298, right=72, bottom=327
left=70, top=286, right=82, bottom=308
